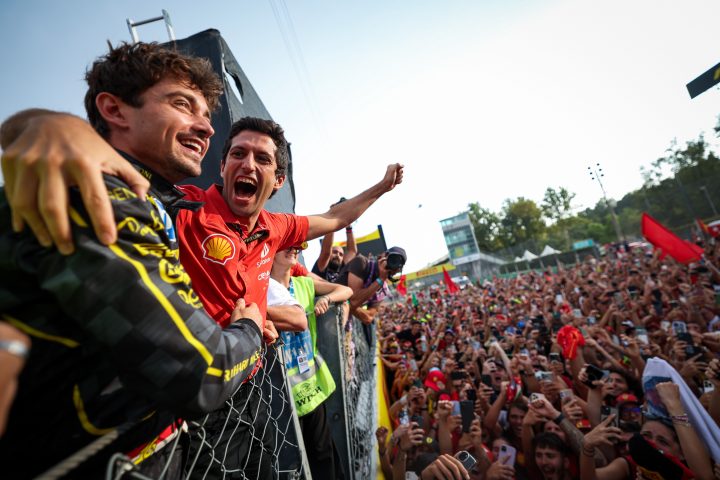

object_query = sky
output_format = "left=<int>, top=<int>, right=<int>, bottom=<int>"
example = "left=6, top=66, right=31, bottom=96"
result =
left=2, top=0, right=720, bottom=272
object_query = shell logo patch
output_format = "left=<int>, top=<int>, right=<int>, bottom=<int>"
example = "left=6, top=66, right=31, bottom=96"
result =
left=261, top=243, right=270, bottom=258
left=202, top=234, right=236, bottom=265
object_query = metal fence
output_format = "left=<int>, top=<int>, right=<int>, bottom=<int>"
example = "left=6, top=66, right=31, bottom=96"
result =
left=316, top=306, right=377, bottom=480
left=39, top=303, right=378, bottom=480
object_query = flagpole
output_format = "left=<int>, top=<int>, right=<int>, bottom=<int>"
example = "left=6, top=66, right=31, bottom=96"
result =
left=588, top=163, right=625, bottom=243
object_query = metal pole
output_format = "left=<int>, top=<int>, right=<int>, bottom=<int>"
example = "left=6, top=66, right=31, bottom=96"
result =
left=700, top=185, right=718, bottom=217
left=126, top=10, right=176, bottom=43
left=588, top=164, right=625, bottom=242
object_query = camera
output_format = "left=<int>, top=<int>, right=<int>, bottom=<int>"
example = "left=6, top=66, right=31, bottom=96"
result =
left=386, top=255, right=405, bottom=273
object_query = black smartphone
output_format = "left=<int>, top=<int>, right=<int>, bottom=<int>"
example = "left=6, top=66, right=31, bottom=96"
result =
left=601, top=406, right=619, bottom=427
left=460, top=400, right=475, bottom=433
left=466, top=388, right=477, bottom=402
left=481, top=374, right=492, bottom=387
left=584, top=364, right=608, bottom=387
left=410, top=414, right=423, bottom=429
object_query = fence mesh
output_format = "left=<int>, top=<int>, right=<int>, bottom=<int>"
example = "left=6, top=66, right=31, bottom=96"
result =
left=42, top=303, right=379, bottom=480
left=96, top=343, right=307, bottom=480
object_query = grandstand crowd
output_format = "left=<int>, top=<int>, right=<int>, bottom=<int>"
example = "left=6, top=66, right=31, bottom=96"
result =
left=376, top=241, right=720, bottom=480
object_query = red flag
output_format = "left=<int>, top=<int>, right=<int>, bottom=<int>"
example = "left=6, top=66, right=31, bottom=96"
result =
left=396, top=274, right=407, bottom=296
left=442, top=267, right=459, bottom=294
left=697, top=218, right=720, bottom=238
left=642, top=213, right=703, bottom=264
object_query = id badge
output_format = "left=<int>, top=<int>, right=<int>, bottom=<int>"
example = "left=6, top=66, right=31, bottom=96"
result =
left=297, top=352, right=310, bottom=374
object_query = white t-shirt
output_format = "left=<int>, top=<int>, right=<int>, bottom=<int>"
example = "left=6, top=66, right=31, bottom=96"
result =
left=267, top=277, right=302, bottom=308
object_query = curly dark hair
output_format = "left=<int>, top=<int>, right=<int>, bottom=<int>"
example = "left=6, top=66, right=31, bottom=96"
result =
left=84, top=42, right=223, bottom=138
left=220, top=117, right=289, bottom=179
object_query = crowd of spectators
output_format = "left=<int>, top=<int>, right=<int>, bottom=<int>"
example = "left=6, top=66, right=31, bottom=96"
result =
left=376, top=241, right=720, bottom=480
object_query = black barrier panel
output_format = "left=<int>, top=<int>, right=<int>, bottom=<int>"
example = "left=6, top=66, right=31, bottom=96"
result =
left=166, top=29, right=297, bottom=214
left=315, top=305, right=351, bottom=479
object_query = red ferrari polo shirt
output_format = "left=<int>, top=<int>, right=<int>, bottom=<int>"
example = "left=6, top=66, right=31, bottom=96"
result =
left=176, top=184, right=309, bottom=328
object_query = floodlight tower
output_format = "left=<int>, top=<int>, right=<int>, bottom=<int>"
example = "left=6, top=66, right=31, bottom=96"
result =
left=588, top=163, right=625, bottom=243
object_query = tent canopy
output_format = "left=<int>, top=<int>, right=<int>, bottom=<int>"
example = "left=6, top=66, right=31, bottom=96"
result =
left=540, top=245, right=561, bottom=256
left=521, top=250, right=538, bottom=261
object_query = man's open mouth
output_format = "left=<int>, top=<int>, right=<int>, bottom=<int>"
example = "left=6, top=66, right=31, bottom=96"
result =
left=234, top=178, right=258, bottom=198
left=179, top=137, right=205, bottom=155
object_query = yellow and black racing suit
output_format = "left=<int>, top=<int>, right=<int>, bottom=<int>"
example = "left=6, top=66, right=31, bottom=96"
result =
left=0, top=162, right=263, bottom=478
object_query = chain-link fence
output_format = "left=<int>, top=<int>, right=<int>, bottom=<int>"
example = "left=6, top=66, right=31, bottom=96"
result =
left=40, top=342, right=310, bottom=480
left=38, top=303, right=379, bottom=480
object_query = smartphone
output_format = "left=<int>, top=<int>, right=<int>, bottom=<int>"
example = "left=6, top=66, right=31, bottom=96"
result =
left=572, top=308, right=583, bottom=318
left=460, top=400, right=475, bottom=433
left=555, top=294, right=564, bottom=304
left=455, top=450, right=477, bottom=472
left=704, top=380, right=716, bottom=394
left=481, top=374, right=493, bottom=387
left=672, top=321, right=688, bottom=335
left=498, top=444, right=517, bottom=466
left=660, top=320, right=671, bottom=331
left=559, top=389, right=574, bottom=404
left=601, top=406, right=619, bottom=427
left=588, top=315, right=597, bottom=325
left=530, top=392, right=545, bottom=403
left=635, top=327, right=649, bottom=344
left=534, top=371, right=553, bottom=382
left=584, top=364, right=609, bottom=386
left=451, top=400, right=461, bottom=416
left=410, top=414, right=423, bottom=429
left=549, top=352, right=562, bottom=363
left=466, top=388, right=477, bottom=402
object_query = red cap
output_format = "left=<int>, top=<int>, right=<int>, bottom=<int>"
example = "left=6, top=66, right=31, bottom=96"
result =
left=424, top=368, right=447, bottom=392
left=616, top=393, right=639, bottom=405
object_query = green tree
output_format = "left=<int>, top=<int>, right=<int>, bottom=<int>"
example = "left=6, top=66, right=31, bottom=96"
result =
left=499, top=197, right=546, bottom=246
left=541, top=187, right=576, bottom=222
left=467, top=202, right=504, bottom=252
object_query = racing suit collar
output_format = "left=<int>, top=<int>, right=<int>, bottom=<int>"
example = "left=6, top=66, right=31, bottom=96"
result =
left=116, top=150, right=203, bottom=215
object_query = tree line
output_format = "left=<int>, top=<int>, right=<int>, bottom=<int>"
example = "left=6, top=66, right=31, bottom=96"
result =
left=468, top=135, right=720, bottom=258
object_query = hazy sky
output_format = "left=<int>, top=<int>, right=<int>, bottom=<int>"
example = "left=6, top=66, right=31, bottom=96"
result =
left=2, top=0, right=720, bottom=272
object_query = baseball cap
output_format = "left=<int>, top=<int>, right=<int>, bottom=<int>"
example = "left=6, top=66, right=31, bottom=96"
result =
left=616, top=393, right=639, bottom=406
left=424, top=368, right=447, bottom=392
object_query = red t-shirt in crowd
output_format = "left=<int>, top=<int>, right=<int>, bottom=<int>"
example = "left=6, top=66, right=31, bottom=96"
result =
left=176, top=184, right=309, bottom=328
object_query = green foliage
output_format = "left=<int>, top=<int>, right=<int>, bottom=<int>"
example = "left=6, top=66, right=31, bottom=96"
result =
left=464, top=134, right=720, bottom=255
left=541, top=187, right=576, bottom=221
left=499, top=197, right=546, bottom=246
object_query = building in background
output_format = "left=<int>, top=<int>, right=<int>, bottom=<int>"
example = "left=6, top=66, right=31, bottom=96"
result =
left=439, top=212, right=504, bottom=281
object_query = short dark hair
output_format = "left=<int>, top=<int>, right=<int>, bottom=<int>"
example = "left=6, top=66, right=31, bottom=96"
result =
left=220, top=117, right=289, bottom=179
left=533, top=432, right=568, bottom=456
left=85, top=42, right=223, bottom=138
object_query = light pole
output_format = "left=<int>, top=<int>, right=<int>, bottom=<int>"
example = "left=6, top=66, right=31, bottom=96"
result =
left=588, top=163, right=625, bottom=243
left=699, top=185, right=718, bottom=217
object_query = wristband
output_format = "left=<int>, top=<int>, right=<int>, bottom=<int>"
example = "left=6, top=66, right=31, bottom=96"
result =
left=346, top=226, right=353, bottom=232
left=553, top=413, right=565, bottom=425
left=0, top=340, right=29, bottom=360
left=671, top=414, right=691, bottom=427
left=376, top=278, right=384, bottom=287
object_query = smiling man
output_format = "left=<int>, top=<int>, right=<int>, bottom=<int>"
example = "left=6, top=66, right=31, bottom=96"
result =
left=1, top=65, right=404, bottom=479
left=0, top=42, right=267, bottom=479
